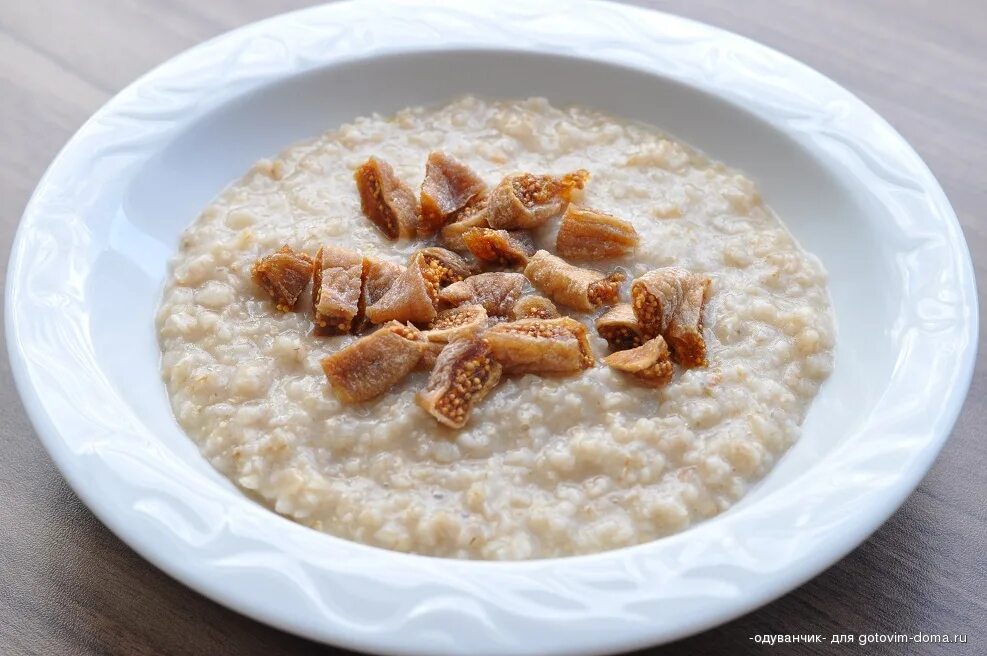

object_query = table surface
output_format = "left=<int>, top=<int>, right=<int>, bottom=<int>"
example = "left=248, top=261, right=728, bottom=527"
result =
left=1, top=1, right=984, bottom=654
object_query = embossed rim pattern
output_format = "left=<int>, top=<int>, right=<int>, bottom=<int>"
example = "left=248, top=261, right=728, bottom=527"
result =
left=4, top=1, right=978, bottom=654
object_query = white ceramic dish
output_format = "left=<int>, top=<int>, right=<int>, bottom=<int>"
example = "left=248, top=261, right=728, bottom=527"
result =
left=5, top=1, right=977, bottom=654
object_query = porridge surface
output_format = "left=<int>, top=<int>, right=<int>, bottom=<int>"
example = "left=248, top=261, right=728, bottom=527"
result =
left=157, top=97, right=835, bottom=559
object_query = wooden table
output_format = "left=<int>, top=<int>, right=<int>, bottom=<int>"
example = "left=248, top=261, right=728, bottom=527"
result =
left=1, top=1, right=983, bottom=654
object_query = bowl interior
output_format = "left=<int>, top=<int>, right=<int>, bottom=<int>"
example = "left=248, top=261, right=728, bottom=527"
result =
left=105, top=50, right=894, bottom=507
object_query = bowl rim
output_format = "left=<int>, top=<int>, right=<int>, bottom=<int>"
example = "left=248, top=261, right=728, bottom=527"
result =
left=4, top=1, right=978, bottom=654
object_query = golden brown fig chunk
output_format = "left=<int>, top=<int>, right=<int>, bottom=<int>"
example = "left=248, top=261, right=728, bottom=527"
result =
left=438, top=272, right=526, bottom=317
left=488, top=170, right=589, bottom=230
left=462, top=227, right=535, bottom=267
left=439, top=195, right=490, bottom=252
left=523, top=250, right=624, bottom=312
left=603, top=336, right=674, bottom=388
left=362, top=257, right=405, bottom=307
left=417, top=337, right=502, bottom=429
left=311, top=246, right=363, bottom=335
left=631, top=267, right=711, bottom=367
left=365, top=252, right=438, bottom=325
left=418, top=247, right=473, bottom=294
left=595, top=303, right=643, bottom=351
left=510, top=295, right=560, bottom=320
left=321, top=322, right=425, bottom=403
left=419, top=152, right=486, bottom=236
left=350, top=256, right=405, bottom=332
left=484, top=317, right=594, bottom=375
left=251, top=246, right=312, bottom=312
left=425, top=305, right=489, bottom=343
left=354, top=156, right=418, bottom=240
left=556, top=205, right=639, bottom=260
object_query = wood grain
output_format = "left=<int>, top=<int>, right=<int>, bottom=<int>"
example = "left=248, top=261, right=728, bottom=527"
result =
left=0, top=1, right=983, bottom=654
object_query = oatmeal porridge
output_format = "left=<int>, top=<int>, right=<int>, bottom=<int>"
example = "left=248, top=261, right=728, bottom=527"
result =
left=156, top=97, right=835, bottom=559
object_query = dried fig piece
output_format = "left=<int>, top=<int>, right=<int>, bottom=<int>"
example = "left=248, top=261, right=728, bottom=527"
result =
left=586, top=275, right=624, bottom=308
left=311, top=246, right=363, bottom=335
left=418, top=247, right=473, bottom=294
left=419, top=152, right=486, bottom=236
left=631, top=267, right=711, bottom=367
left=595, top=303, right=643, bottom=351
left=439, top=195, right=490, bottom=252
left=365, top=252, right=437, bottom=325
left=354, top=156, right=418, bottom=240
left=462, top=227, right=535, bottom=267
left=665, top=275, right=711, bottom=368
left=556, top=205, right=639, bottom=260
left=350, top=256, right=405, bottom=332
left=488, top=170, right=589, bottom=230
left=251, top=246, right=312, bottom=312
left=362, top=256, right=404, bottom=308
left=321, top=321, right=425, bottom=403
left=425, top=304, right=489, bottom=343
left=484, top=317, right=594, bottom=375
left=523, top=250, right=624, bottom=312
left=603, top=336, right=674, bottom=388
left=509, top=295, right=560, bottom=320
left=417, top=336, right=502, bottom=429
left=438, top=272, right=526, bottom=317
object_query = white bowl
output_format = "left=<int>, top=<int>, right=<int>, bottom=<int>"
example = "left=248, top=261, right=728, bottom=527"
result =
left=5, top=1, right=977, bottom=654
